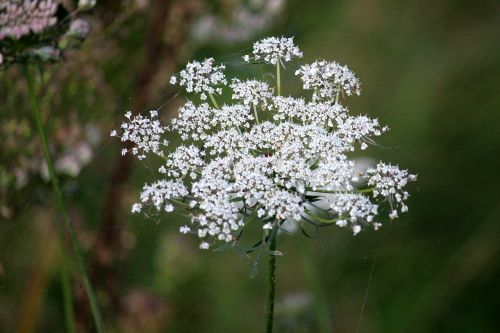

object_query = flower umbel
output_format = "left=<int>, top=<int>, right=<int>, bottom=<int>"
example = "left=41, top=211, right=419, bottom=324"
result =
left=111, top=110, right=168, bottom=160
left=113, top=36, right=417, bottom=250
left=295, top=60, right=361, bottom=101
left=244, top=36, right=303, bottom=65
left=0, top=0, right=58, bottom=40
left=170, top=58, right=226, bottom=100
left=0, top=0, right=95, bottom=67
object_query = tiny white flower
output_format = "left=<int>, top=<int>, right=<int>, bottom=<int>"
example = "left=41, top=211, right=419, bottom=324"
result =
left=180, top=226, right=191, bottom=233
left=131, top=203, right=142, bottom=213
left=336, top=220, right=348, bottom=227
left=263, top=222, right=273, bottom=230
left=353, top=225, right=362, bottom=235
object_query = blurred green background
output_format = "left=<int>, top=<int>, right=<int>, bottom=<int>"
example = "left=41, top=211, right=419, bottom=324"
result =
left=1, top=0, right=499, bottom=332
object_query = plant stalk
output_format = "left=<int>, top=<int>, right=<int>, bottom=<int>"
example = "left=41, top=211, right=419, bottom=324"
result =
left=253, top=104, right=260, bottom=124
left=59, top=248, right=77, bottom=333
left=265, top=227, right=277, bottom=333
left=209, top=92, right=220, bottom=109
left=23, top=64, right=105, bottom=333
left=276, top=59, right=281, bottom=96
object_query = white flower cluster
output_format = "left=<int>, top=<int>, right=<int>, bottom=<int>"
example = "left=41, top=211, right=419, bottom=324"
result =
left=170, top=58, right=226, bottom=100
left=243, top=36, right=303, bottom=65
left=114, top=36, right=416, bottom=250
left=162, top=145, right=205, bottom=180
left=136, top=179, right=189, bottom=213
left=110, top=110, right=168, bottom=160
left=330, top=194, right=380, bottom=234
left=230, top=79, right=274, bottom=108
left=295, top=60, right=361, bottom=101
left=366, top=162, right=417, bottom=219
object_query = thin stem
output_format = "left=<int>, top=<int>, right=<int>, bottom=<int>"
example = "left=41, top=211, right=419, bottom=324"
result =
left=253, top=104, right=260, bottom=124
left=59, top=248, right=76, bottom=333
left=307, top=187, right=375, bottom=194
left=24, top=64, right=76, bottom=333
left=304, top=211, right=340, bottom=224
left=265, top=226, right=277, bottom=333
left=276, top=58, right=281, bottom=96
left=22, top=64, right=105, bottom=333
left=209, top=93, right=220, bottom=109
left=335, top=83, right=341, bottom=105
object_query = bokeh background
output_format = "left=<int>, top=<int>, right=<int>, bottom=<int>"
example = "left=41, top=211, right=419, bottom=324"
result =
left=1, top=0, right=500, bottom=332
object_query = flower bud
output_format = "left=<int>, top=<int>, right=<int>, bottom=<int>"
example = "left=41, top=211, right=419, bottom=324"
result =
left=78, top=0, right=96, bottom=11
left=30, top=46, right=61, bottom=61
left=68, top=19, right=90, bottom=39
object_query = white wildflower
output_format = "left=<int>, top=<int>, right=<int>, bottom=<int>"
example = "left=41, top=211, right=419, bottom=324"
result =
left=263, top=222, right=273, bottom=230
left=171, top=101, right=213, bottom=141
left=244, top=36, right=303, bottom=65
left=213, top=104, right=254, bottom=130
left=230, top=79, right=274, bottom=108
left=117, top=110, right=168, bottom=159
left=366, top=162, right=417, bottom=219
left=179, top=225, right=191, bottom=233
left=336, top=115, right=388, bottom=150
left=171, top=58, right=226, bottom=100
left=131, top=203, right=142, bottom=213
left=113, top=36, right=416, bottom=250
left=295, top=60, right=361, bottom=101
left=330, top=193, right=378, bottom=233
left=139, top=180, right=189, bottom=213
left=164, top=145, right=205, bottom=179
left=272, top=96, right=306, bottom=122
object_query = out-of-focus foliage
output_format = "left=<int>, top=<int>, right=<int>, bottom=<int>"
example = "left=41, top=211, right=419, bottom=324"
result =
left=0, top=0, right=499, bottom=332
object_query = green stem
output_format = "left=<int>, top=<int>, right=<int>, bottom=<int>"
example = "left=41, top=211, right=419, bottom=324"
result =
left=335, top=83, right=341, bottom=104
left=253, top=104, right=260, bottom=124
left=265, top=227, right=277, bottom=333
left=304, top=211, right=340, bottom=224
left=276, top=58, right=281, bottom=96
left=209, top=93, right=220, bottom=109
left=307, top=187, right=375, bottom=194
left=23, top=64, right=105, bottom=333
left=59, top=249, right=76, bottom=333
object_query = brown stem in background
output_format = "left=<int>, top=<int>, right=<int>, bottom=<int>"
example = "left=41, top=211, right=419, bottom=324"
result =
left=15, top=218, right=58, bottom=333
left=75, top=1, right=199, bottom=331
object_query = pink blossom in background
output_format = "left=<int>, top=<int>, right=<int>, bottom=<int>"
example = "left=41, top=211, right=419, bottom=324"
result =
left=0, top=0, right=58, bottom=40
